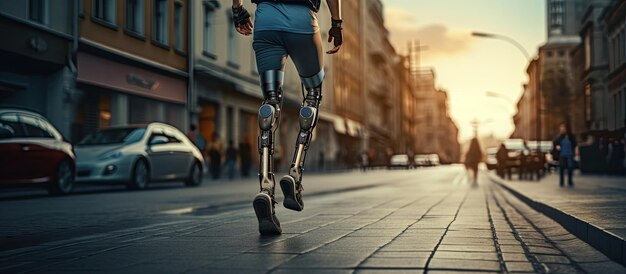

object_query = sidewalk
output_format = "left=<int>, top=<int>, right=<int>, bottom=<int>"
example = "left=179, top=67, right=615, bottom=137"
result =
left=489, top=171, right=626, bottom=265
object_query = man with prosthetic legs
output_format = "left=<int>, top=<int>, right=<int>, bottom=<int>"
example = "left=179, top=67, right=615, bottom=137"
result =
left=231, top=0, right=343, bottom=235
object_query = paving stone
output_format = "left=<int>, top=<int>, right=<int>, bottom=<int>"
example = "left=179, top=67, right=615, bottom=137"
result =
left=501, top=252, right=530, bottom=262
left=371, top=251, right=432, bottom=258
left=505, top=261, right=535, bottom=272
left=498, top=244, right=525, bottom=253
left=360, top=257, right=428, bottom=268
left=432, top=251, right=498, bottom=261
left=279, top=253, right=372, bottom=269
left=534, top=254, right=570, bottom=264
left=427, top=258, right=501, bottom=271
left=437, top=244, right=495, bottom=252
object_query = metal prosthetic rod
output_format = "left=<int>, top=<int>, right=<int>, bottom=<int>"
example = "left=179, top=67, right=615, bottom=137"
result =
left=258, top=70, right=284, bottom=193
left=288, top=70, right=325, bottom=182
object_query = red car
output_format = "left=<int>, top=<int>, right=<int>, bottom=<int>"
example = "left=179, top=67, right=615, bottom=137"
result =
left=0, top=109, right=75, bottom=195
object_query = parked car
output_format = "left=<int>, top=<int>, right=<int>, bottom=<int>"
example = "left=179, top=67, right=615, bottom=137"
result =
left=0, top=109, right=75, bottom=195
left=74, top=123, right=204, bottom=189
left=388, top=154, right=410, bottom=169
left=485, top=147, right=498, bottom=170
left=414, top=154, right=431, bottom=167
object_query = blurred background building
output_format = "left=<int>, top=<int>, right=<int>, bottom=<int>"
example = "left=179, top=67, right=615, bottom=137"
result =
left=0, top=0, right=461, bottom=173
left=511, top=0, right=625, bottom=173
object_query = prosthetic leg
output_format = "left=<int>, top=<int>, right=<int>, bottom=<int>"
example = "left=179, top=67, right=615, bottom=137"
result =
left=253, top=70, right=284, bottom=235
left=280, top=70, right=325, bottom=212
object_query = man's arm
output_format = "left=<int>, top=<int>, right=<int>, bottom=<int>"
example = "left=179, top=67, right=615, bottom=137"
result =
left=325, top=0, right=343, bottom=54
left=326, top=0, right=341, bottom=20
left=232, top=0, right=253, bottom=36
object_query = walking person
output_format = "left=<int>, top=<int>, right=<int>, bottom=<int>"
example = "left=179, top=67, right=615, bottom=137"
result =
left=553, top=124, right=577, bottom=187
left=208, top=133, right=223, bottom=180
left=187, top=124, right=207, bottom=172
left=464, top=137, right=483, bottom=184
left=231, top=0, right=343, bottom=234
left=496, top=143, right=508, bottom=178
left=225, top=140, right=238, bottom=180
left=239, top=137, right=252, bottom=178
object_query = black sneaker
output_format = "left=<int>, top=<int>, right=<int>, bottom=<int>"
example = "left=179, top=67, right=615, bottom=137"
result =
left=280, top=175, right=304, bottom=211
left=253, top=191, right=282, bottom=235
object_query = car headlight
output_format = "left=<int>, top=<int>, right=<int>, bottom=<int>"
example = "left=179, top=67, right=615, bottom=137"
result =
left=100, top=151, right=123, bottom=160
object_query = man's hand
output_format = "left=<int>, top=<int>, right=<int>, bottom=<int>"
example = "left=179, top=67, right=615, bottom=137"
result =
left=326, top=19, right=343, bottom=54
left=232, top=5, right=253, bottom=36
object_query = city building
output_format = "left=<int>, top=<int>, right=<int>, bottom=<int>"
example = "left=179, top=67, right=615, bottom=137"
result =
left=547, top=0, right=585, bottom=41
left=74, top=0, right=189, bottom=141
left=0, top=0, right=78, bottom=137
left=579, top=0, right=612, bottom=134
left=602, top=0, right=626, bottom=134
left=411, top=68, right=459, bottom=162
left=362, top=0, right=401, bottom=165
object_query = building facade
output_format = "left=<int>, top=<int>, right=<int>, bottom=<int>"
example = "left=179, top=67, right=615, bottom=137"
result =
left=0, top=0, right=78, bottom=138
left=74, top=0, right=189, bottom=141
left=603, top=0, right=626, bottom=134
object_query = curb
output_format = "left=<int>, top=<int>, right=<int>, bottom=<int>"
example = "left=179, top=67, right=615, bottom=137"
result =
left=488, top=173, right=626, bottom=266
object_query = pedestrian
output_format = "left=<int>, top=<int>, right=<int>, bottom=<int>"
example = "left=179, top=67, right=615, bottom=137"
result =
left=496, top=143, right=508, bottom=178
left=608, top=138, right=625, bottom=174
left=239, top=137, right=252, bottom=178
left=231, top=0, right=343, bottom=235
left=208, top=133, right=223, bottom=180
left=318, top=150, right=325, bottom=171
left=464, top=137, right=483, bottom=184
left=552, top=123, right=577, bottom=187
left=187, top=124, right=207, bottom=171
left=186, top=124, right=198, bottom=146
left=360, top=151, right=369, bottom=172
left=225, top=140, right=238, bottom=180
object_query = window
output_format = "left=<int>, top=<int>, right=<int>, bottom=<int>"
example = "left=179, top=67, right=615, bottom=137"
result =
left=153, top=0, right=168, bottom=45
left=203, top=4, right=215, bottom=56
left=93, top=0, right=117, bottom=24
left=29, top=0, right=48, bottom=24
left=174, top=2, right=183, bottom=51
left=584, top=31, right=591, bottom=69
left=546, top=51, right=554, bottom=58
left=0, top=114, right=24, bottom=139
left=20, top=116, right=53, bottom=138
left=126, top=0, right=144, bottom=35
left=228, top=13, right=239, bottom=66
left=584, top=84, right=591, bottom=121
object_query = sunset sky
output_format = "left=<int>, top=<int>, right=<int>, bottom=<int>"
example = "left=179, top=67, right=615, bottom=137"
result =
left=382, top=0, right=547, bottom=141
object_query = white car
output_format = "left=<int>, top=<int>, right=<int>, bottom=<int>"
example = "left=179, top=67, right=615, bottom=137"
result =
left=388, top=154, right=410, bottom=169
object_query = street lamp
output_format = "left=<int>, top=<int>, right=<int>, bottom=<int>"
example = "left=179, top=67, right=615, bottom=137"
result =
left=472, top=31, right=539, bottom=145
left=471, top=32, right=531, bottom=60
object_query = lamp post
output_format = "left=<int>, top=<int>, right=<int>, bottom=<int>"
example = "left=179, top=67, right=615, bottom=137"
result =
left=471, top=32, right=531, bottom=60
left=472, top=31, right=539, bottom=145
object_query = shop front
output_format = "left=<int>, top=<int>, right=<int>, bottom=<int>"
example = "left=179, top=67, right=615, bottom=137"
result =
left=74, top=52, right=187, bottom=141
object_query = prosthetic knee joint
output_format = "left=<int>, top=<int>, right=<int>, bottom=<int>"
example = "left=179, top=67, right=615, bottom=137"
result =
left=288, top=70, right=325, bottom=182
left=258, top=70, right=285, bottom=193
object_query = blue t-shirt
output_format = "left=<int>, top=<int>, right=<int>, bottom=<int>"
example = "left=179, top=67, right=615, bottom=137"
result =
left=560, top=136, right=574, bottom=157
left=254, top=2, right=319, bottom=34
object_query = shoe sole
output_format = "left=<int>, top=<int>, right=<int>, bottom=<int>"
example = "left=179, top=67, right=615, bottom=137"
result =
left=253, top=193, right=282, bottom=235
left=280, top=175, right=303, bottom=212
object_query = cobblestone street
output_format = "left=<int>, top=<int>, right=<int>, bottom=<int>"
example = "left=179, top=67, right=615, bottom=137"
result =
left=1, top=166, right=624, bottom=273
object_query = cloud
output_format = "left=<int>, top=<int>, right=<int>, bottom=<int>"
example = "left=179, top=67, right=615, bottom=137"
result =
left=384, top=9, right=473, bottom=57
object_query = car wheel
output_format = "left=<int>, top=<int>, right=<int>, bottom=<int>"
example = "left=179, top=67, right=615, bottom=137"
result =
left=185, top=162, right=203, bottom=187
left=129, top=159, right=149, bottom=190
left=48, top=159, right=74, bottom=195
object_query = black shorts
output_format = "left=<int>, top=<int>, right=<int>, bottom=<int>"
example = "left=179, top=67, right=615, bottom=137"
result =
left=252, top=30, right=324, bottom=79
